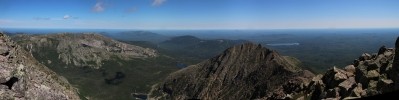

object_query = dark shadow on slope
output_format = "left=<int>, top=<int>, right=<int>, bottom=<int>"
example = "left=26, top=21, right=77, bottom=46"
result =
left=354, top=90, right=399, bottom=100
left=1, top=77, right=19, bottom=90
left=104, top=72, right=126, bottom=85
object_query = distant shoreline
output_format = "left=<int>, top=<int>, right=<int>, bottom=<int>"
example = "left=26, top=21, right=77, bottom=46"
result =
left=266, top=43, right=300, bottom=46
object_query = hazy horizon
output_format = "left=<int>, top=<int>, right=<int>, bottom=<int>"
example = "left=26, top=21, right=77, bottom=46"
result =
left=3, top=27, right=399, bottom=33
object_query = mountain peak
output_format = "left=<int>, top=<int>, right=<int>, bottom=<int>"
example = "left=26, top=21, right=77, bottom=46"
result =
left=167, top=35, right=201, bottom=42
left=224, top=42, right=264, bottom=53
left=150, top=42, right=313, bottom=99
left=219, top=43, right=301, bottom=73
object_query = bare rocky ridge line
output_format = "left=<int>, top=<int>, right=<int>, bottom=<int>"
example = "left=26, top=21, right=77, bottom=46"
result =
left=0, top=32, right=80, bottom=99
left=150, top=43, right=315, bottom=99
left=14, top=33, right=157, bottom=69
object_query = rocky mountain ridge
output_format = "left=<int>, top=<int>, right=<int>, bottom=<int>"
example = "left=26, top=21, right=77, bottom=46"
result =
left=0, top=32, right=80, bottom=99
left=13, top=33, right=157, bottom=69
left=103, top=31, right=169, bottom=43
left=12, top=33, right=179, bottom=99
left=150, top=43, right=315, bottom=99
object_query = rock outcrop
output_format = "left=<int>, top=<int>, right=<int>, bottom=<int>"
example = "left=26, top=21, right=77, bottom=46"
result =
left=0, top=32, right=80, bottom=99
left=150, top=43, right=314, bottom=99
left=13, top=33, right=157, bottom=69
left=303, top=39, right=399, bottom=99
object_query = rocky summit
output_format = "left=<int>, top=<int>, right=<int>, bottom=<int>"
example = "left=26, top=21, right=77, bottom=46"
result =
left=13, top=33, right=157, bottom=69
left=150, top=43, right=315, bottom=99
left=301, top=37, right=399, bottom=99
left=0, top=32, right=80, bottom=99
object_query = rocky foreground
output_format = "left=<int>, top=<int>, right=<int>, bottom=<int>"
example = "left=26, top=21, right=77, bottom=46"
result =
left=305, top=45, right=396, bottom=99
left=0, top=32, right=80, bottom=99
left=151, top=37, right=399, bottom=99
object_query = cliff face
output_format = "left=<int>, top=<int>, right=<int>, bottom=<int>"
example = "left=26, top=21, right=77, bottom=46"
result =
left=13, top=33, right=157, bottom=69
left=151, top=43, right=314, bottom=99
left=0, top=33, right=80, bottom=99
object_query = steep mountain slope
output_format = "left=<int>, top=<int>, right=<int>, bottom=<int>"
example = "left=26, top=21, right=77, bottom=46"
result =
left=12, top=33, right=177, bottom=100
left=150, top=43, right=315, bottom=99
left=0, top=33, right=80, bottom=99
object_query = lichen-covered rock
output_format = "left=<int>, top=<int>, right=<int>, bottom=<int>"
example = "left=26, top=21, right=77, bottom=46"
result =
left=338, top=77, right=355, bottom=91
left=351, top=83, right=366, bottom=97
left=344, top=65, right=356, bottom=76
left=0, top=33, right=80, bottom=99
left=366, top=70, right=380, bottom=79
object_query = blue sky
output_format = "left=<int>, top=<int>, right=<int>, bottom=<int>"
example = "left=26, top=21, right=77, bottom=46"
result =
left=0, top=0, right=398, bottom=29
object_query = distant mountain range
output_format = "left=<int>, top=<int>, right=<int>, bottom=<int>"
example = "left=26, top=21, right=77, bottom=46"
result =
left=159, top=35, right=249, bottom=59
left=122, top=35, right=250, bottom=67
left=101, top=31, right=169, bottom=43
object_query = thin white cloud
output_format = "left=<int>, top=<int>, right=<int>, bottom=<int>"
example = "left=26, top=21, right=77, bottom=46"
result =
left=152, top=0, right=166, bottom=6
left=63, top=15, right=71, bottom=19
left=93, top=1, right=105, bottom=12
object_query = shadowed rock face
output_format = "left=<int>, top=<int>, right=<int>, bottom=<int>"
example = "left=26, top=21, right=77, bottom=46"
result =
left=1, top=77, right=19, bottom=90
left=150, top=43, right=314, bottom=100
left=0, top=33, right=80, bottom=99
left=392, top=37, right=399, bottom=90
